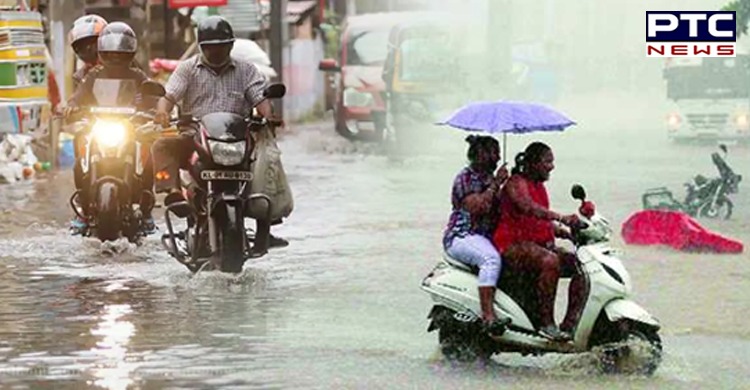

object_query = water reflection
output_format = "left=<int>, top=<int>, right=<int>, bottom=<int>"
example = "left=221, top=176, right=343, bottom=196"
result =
left=89, top=303, right=136, bottom=390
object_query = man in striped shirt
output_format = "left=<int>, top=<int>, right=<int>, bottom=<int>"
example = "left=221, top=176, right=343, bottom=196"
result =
left=151, top=16, right=286, bottom=248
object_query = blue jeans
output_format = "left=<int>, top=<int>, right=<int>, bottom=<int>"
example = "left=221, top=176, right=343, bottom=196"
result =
left=446, top=234, right=502, bottom=287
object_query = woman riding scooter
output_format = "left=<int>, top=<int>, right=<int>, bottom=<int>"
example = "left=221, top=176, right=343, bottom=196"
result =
left=492, top=142, right=586, bottom=341
left=443, top=135, right=510, bottom=333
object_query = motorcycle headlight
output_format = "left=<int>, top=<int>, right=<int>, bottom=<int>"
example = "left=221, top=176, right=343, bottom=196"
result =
left=92, top=120, right=127, bottom=148
left=343, top=88, right=373, bottom=108
left=734, top=113, right=749, bottom=130
left=666, top=113, right=681, bottom=129
left=207, top=140, right=246, bottom=166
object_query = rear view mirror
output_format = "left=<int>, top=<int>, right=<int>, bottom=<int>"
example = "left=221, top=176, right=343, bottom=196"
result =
left=719, top=143, right=728, bottom=154
left=140, top=80, right=166, bottom=97
left=318, top=58, right=341, bottom=72
left=571, top=184, right=586, bottom=201
left=263, top=83, right=286, bottom=99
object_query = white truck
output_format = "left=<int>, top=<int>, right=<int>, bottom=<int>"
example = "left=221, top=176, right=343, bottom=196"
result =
left=663, top=55, right=750, bottom=145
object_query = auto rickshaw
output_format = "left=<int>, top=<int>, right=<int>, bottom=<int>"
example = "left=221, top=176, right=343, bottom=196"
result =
left=379, top=19, right=465, bottom=145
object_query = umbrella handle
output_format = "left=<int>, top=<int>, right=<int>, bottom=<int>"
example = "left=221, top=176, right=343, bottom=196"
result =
left=503, top=133, right=507, bottom=165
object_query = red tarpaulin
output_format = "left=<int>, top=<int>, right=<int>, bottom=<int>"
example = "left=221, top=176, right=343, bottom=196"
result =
left=168, top=0, right=227, bottom=9
left=621, top=210, right=744, bottom=254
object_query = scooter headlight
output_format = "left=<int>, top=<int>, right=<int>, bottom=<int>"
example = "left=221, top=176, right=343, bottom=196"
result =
left=92, top=120, right=127, bottom=149
left=207, top=140, right=246, bottom=166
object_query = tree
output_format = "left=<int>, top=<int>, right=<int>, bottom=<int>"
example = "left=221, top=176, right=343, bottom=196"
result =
left=722, top=0, right=750, bottom=36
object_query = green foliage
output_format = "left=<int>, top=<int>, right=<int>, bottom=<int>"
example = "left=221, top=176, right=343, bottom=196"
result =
left=722, top=0, right=750, bottom=36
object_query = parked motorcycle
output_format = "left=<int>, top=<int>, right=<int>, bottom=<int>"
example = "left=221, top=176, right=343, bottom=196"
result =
left=161, top=84, right=287, bottom=273
left=642, top=144, right=742, bottom=219
left=421, top=184, right=662, bottom=375
left=67, top=80, right=165, bottom=243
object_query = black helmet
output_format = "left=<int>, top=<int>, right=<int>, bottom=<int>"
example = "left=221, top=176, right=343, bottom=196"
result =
left=197, top=15, right=235, bottom=46
left=98, top=22, right=137, bottom=67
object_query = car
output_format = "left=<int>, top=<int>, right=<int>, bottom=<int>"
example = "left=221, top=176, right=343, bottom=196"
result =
left=318, top=12, right=435, bottom=141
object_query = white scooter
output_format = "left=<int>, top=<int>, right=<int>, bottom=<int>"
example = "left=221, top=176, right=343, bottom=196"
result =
left=421, top=184, right=662, bottom=374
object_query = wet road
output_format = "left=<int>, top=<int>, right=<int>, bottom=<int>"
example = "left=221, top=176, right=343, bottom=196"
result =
left=1, top=93, right=749, bottom=389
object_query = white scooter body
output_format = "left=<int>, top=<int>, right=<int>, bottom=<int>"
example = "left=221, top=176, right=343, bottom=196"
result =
left=421, top=195, right=660, bottom=355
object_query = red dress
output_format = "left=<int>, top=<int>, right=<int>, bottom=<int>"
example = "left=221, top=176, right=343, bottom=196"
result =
left=493, top=175, right=555, bottom=252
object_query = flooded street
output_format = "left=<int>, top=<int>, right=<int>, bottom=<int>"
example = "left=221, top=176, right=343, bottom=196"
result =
left=1, top=93, right=749, bottom=389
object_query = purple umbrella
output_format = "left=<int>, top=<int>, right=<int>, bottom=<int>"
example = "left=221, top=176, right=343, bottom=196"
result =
left=437, top=100, right=576, bottom=162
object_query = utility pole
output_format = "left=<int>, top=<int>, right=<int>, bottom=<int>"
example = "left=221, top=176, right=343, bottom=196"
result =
left=47, top=0, right=84, bottom=167
left=130, top=0, right=151, bottom=72
left=163, top=0, right=171, bottom=58
left=270, top=0, right=286, bottom=119
left=49, top=0, right=84, bottom=100
left=487, top=0, right=512, bottom=99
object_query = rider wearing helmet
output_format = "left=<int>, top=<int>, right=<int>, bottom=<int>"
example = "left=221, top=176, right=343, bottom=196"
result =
left=151, top=16, right=287, bottom=252
left=69, top=14, right=108, bottom=87
left=67, top=22, right=158, bottom=235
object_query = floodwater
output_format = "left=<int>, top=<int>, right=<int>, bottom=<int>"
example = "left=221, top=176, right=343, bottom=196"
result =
left=0, top=93, right=749, bottom=389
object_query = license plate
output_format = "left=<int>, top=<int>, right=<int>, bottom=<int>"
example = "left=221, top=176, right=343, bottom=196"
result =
left=200, top=170, right=253, bottom=181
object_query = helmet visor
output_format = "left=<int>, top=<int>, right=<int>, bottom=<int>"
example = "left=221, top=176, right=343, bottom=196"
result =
left=98, top=33, right=137, bottom=53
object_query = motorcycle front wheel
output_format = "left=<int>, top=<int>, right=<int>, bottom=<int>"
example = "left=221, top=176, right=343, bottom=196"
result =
left=212, top=203, right=246, bottom=273
left=95, top=182, right=121, bottom=242
left=699, top=197, right=733, bottom=219
left=589, top=314, right=662, bottom=376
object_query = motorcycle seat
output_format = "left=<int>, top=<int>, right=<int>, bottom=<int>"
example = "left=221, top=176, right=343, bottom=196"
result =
left=442, top=252, right=478, bottom=274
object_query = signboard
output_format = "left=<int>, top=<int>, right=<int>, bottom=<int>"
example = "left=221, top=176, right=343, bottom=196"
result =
left=168, top=0, right=228, bottom=9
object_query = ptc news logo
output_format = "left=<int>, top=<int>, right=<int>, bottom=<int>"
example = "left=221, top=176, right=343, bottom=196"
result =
left=647, top=11, right=736, bottom=57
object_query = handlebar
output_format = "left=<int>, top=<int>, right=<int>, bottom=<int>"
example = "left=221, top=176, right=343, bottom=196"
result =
left=571, top=220, right=590, bottom=230
left=246, top=116, right=283, bottom=128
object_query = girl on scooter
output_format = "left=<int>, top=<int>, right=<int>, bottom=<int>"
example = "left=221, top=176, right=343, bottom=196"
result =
left=443, top=135, right=510, bottom=333
left=492, top=142, right=585, bottom=342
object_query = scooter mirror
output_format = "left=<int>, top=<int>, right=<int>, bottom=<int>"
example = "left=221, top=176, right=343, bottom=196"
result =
left=719, top=144, right=728, bottom=155
left=571, top=184, right=586, bottom=201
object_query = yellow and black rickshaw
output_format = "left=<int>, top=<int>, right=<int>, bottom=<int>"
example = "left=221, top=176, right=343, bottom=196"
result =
left=379, top=18, right=465, bottom=144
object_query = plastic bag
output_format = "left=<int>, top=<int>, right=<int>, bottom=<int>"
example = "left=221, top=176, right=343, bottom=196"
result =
left=249, top=127, right=294, bottom=221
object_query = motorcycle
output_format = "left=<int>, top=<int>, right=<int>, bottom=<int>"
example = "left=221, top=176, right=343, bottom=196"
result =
left=67, top=79, right=166, bottom=243
left=421, top=185, right=662, bottom=374
left=642, top=144, right=742, bottom=219
left=161, top=83, right=287, bottom=273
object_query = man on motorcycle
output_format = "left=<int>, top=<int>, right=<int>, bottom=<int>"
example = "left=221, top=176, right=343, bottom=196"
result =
left=65, top=14, right=108, bottom=233
left=151, top=15, right=287, bottom=249
left=443, top=135, right=510, bottom=333
left=492, top=142, right=585, bottom=342
left=66, top=22, right=157, bottom=234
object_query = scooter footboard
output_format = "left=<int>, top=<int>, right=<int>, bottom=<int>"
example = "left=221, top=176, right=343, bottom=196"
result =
left=604, top=299, right=660, bottom=329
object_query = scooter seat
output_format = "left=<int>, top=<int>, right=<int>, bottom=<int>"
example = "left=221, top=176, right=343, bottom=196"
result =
left=442, top=252, right=478, bottom=274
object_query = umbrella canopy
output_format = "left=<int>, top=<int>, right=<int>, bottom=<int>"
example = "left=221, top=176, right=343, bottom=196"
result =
left=437, top=100, right=575, bottom=134
left=437, top=100, right=576, bottom=163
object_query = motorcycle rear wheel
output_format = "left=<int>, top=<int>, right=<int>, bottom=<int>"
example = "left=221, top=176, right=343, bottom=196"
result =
left=432, top=307, right=494, bottom=363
